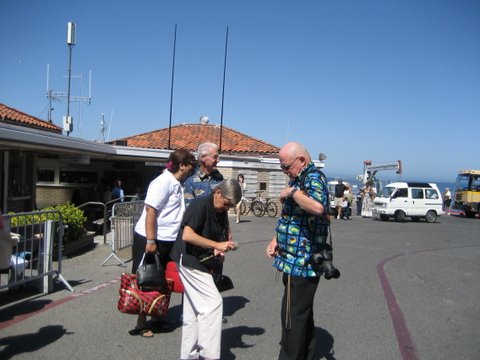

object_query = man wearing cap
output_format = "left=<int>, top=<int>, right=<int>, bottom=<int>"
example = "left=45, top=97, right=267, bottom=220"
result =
left=334, top=179, right=346, bottom=219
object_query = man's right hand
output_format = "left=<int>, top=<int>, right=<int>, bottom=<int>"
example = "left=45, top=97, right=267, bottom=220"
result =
left=266, top=237, right=278, bottom=258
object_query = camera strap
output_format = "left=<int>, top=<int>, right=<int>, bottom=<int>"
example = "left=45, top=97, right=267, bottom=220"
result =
left=299, top=168, right=333, bottom=250
left=285, top=274, right=292, bottom=330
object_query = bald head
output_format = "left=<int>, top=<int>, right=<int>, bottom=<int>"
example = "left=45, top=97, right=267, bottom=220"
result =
left=279, top=142, right=311, bottom=163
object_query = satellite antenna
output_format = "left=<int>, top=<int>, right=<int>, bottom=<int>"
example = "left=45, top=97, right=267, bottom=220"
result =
left=200, top=115, right=209, bottom=124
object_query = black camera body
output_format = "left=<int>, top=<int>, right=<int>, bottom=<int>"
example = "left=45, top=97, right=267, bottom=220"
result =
left=310, top=244, right=341, bottom=280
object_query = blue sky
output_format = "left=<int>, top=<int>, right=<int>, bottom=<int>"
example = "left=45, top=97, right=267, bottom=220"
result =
left=1, top=0, right=479, bottom=182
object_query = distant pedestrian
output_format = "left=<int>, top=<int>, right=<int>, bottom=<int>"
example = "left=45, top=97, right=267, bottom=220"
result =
left=361, top=181, right=376, bottom=217
left=356, top=190, right=363, bottom=215
left=111, top=179, right=125, bottom=202
left=235, top=174, right=246, bottom=223
left=334, top=179, right=346, bottom=219
left=343, top=186, right=354, bottom=219
left=443, top=187, right=452, bottom=210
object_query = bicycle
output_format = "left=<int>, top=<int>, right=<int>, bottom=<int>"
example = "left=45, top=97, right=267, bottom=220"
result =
left=239, top=191, right=278, bottom=217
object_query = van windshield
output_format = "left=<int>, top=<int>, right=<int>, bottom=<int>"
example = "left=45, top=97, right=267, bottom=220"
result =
left=378, top=187, right=395, bottom=198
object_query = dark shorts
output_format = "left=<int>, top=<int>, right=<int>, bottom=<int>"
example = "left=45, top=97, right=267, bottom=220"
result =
left=132, top=232, right=174, bottom=273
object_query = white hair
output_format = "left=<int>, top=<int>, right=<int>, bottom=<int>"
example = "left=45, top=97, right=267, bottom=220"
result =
left=196, top=142, right=218, bottom=160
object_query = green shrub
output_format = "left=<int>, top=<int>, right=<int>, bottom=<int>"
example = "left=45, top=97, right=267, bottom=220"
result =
left=43, top=203, right=87, bottom=243
left=8, top=203, right=87, bottom=244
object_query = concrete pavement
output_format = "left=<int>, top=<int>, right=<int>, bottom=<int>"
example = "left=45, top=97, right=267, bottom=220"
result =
left=0, top=213, right=479, bottom=360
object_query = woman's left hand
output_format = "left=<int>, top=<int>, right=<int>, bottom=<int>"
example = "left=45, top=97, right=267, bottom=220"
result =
left=146, top=242, right=157, bottom=254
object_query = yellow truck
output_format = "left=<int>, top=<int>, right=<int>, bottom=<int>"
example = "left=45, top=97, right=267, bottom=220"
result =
left=452, top=170, right=480, bottom=218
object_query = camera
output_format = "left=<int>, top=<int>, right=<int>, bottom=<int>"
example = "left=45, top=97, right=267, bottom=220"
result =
left=310, top=244, right=341, bottom=280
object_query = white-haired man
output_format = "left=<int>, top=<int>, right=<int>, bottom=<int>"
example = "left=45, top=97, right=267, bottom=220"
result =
left=183, top=142, right=224, bottom=208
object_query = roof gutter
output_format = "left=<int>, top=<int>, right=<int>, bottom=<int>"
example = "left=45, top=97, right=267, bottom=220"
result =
left=0, top=123, right=116, bottom=156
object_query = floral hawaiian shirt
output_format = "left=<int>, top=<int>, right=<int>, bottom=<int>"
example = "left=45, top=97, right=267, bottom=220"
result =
left=183, top=167, right=224, bottom=208
left=273, top=162, right=330, bottom=277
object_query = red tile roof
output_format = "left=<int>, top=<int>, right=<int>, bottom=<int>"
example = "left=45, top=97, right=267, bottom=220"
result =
left=111, top=123, right=280, bottom=156
left=0, top=103, right=62, bottom=133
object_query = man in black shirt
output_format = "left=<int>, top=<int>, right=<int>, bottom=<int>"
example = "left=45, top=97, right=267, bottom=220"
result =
left=334, top=179, right=346, bottom=219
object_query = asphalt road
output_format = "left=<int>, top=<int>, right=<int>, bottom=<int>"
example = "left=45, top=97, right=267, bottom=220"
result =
left=0, top=213, right=479, bottom=360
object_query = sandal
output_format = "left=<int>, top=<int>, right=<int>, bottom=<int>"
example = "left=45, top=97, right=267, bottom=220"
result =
left=128, top=327, right=154, bottom=338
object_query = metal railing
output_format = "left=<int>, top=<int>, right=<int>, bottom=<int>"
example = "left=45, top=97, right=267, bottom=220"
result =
left=102, top=200, right=144, bottom=267
left=1, top=211, right=74, bottom=293
left=78, top=195, right=143, bottom=245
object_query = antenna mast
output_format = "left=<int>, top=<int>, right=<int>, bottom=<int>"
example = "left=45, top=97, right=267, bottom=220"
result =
left=46, top=22, right=92, bottom=135
left=219, top=26, right=229, bottom=154
left=167, top=24, right=177, bottom=150
left=99, top=113, right=107, bottom=143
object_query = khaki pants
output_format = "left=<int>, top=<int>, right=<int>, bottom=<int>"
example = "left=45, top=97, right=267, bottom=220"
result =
left=179, top=258, right=223, bottom=360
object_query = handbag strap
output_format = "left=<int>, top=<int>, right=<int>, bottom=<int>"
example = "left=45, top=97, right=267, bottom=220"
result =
left=139, top=252, right=161, bottom=270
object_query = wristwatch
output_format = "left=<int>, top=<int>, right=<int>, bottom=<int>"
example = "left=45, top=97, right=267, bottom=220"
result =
left=146, top=239, right=156, bottom=244
left=290, top=188, right=298, bottom=198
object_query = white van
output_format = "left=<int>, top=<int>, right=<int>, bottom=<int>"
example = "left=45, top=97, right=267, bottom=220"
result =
left=372, top=182, right=444, bottom=223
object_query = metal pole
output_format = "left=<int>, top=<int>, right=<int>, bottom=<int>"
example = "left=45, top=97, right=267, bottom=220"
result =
left=66, top=44, right=73, bottom=135
left=219, top=26, right=229, bottom=154
left=168, top=24, right=177, bottom=150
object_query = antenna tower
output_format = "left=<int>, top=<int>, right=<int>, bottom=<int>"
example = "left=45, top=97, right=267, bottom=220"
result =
left=46, top=22, right=92, bottom=135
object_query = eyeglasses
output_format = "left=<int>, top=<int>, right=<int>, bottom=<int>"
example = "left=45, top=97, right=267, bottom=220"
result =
left=208, top=154, right=220, bottom=161
left=222, top=194, right=234, bottom=208
left=280, top=157, right=299, bottom=171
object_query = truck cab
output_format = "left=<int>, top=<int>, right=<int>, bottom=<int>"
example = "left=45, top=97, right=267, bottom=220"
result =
left=452, top=170, right=480, bottom=218
left=372, top=182, right=443, bottom=223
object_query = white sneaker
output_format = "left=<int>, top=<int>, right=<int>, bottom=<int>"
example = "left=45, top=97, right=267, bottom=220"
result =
left=337, top=215, right=340, bottom=219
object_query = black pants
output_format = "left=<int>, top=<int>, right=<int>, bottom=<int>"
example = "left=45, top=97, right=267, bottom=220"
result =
left=279, top=273, right=320, bottom=360
left=132, top=232, right=173, bottom=273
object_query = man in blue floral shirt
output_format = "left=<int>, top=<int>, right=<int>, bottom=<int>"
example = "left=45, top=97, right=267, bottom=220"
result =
left=266, top=141, right=330, bottom=360
left=183, top=142, right=224, bottom=208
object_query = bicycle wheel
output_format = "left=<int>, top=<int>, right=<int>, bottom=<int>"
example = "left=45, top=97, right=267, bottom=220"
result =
left=251, top=200, right=265, bottom=217
left=239, top=201, right=246, bottom=215
left=266, top=201, right=278, bottom=217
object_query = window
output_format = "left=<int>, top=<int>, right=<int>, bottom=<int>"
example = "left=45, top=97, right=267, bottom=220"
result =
left=411, top=189, right=424, bottom=199
left=393, top=188, right=408, bottom=198
left=37, top=168, right=55, bottom=183
left=8, top=151, right=31, bottom=197
left=60, top=169, right=98, bottom=184
left=425, top=189, right=439, bottom=199
left=471, top=176, right=480, bottom=191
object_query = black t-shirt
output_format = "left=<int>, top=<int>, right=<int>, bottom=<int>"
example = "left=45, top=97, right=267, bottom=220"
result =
left=170, top=194, right=229, bottom=273
left=335, top=183, right=346, bottom=198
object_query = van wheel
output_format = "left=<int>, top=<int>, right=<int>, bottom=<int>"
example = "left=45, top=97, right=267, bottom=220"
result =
left=411, top=216, right=420, bottom=222
left=380, top=214, right=389, bottom=221
left=425, top=210, right=437, bottom=223
left=465, top=211, right=476, bottom=218
left=394, top=210, right=406, bottom=222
